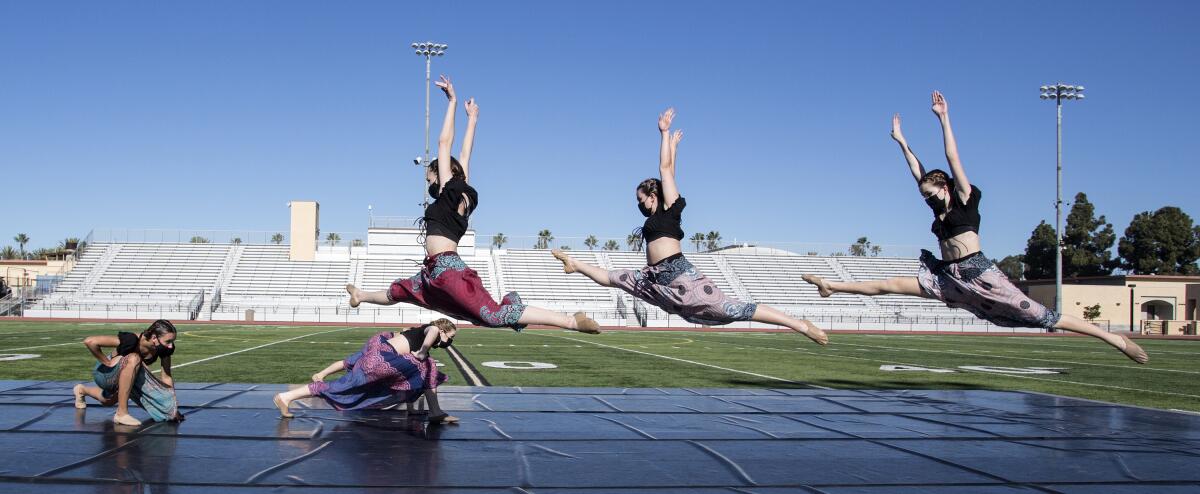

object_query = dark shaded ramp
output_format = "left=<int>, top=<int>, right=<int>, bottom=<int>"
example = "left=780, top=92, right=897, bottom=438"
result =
left=0, top=381, right=1198, bottom=492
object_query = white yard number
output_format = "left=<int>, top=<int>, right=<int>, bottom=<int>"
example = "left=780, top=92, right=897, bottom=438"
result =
left=481, top=361, right=557, bottom=370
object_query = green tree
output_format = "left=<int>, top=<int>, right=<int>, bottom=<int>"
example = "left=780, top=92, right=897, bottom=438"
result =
left=351, top=239, right=365, bottom=247
left=805, top=251, right=819, bottom=256
left=705, top=231, right=722, bottom=251
left=189, top=236, right=210, bottom=244
left=1023, top=221, right=1057, bottom=280
left=1062, top=192, right=1116, bottom=277
left=535, top=230, right=554, bottom=249
left=326, top=232, right=341, bottom=246
left=1118, top=207, right=1200, bottom=275
left=627, top=232, right=643, bottom=252
left=584, top=235, right=598, bottom=250
left=13, top=234, right=29, bottom=258
left=231, top=237, right=242, bottom=245
left=603, top=240, right=619, bottom=251
left=492, top=233, right=507, bottom=249
left=270, top=233, right=284, bottom=245
left=996, top=254, right=1025, bottom=280
left=560, top=245, right=572, bottom=250
left=60, top=237, right=80, bottom=250
left=1083, top=303, right=1102, bottom=322
left=690, top=232, right=706, bottom=252
left=849, top=237, right=874, bottom=257
left=0, top=246, right=15, bottom=260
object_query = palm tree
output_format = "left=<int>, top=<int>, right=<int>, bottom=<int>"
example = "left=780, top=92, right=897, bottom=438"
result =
left=705, top=231, right=722, bottom=251
left=60, top=237, right=81, bottom=250
left=626, top=232, right=643, bottom=252
left=584, top=235, right=598, bottom=250
left=270, top=233, right=284, bottom=245
left=326, top=232, right=341, bottom=246
left=492, top=233, right=508, bottom=249
left=189, top=236, right=210, bottom=244
left=231, top=237, right=243, bottom=245
left=0, top=246, right=16, bottom=260
left=13, top=234, right=29, bottom=258
left=690, top=232, right=706, bottom=252
left=603, top=240, right=619, bottom=251
left=352, top=239, right=365, bottom=247
left=535, top=230, right=554, bottom=250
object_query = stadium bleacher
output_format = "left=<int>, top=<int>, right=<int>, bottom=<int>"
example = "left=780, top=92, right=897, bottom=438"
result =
left=29, top=241, right=999, bottom=330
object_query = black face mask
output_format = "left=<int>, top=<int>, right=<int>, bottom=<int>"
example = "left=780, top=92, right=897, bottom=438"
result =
left=925, top=192, right=948, bottom=215
left=638, top=202, right=653, bottom=218
left=432, top=336, right=453, bottom=349
left=155, top=342, right=174, bottom=357
left=428, top=182, right=441, bottom=200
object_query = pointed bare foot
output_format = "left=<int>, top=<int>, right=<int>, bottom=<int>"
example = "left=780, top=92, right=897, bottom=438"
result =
left=801, top=274, right=833, bottom=298
left=429, top=413, right=460, bottom=425
left=73, top=384, right=87, bottom=409
left=796, top=320, right=829, bottom=346
left=1113, top=334, right=1148, bottom=364
left=274, top=393, right=294, bottom=418
left=113, top=413, right=142, bottom=426
left=573, top=312, right=601, bottom=334
left=551, top=249, right=577, bottom=274
left=345, top=284, right=360, bottom=308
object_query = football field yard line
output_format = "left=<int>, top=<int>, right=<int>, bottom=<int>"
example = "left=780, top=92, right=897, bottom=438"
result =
left=0, top=341, right=81, bottom=352
left=659, top=332, right=1200, bottom=401
left=804, top=341, right=1197, bottom=375
left=541, top=333, right=830, bottom=389
left=873, top=334, right=1200, bottom=357
left=166, top=327, right=357, bottom=370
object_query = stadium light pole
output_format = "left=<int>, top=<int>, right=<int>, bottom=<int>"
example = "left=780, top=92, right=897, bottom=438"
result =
left=412, top=41, right=448, bottom=208
left=1039, top=82, right=1084, bottom=319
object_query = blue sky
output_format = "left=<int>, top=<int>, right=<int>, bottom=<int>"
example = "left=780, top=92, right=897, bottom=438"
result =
left=2, top=1, right=1197, bottom=256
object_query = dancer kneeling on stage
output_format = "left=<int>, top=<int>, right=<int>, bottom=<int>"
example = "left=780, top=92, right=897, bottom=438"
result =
left=274, top=318, right=460, bottom=424
left=74, top=319, right=184, bottom=426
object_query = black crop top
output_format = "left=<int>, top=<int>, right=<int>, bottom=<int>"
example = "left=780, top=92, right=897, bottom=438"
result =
left=931, top=185, right=982, bottom=241
left=400, top=327, right=426, bottom=351
left=642, top=197, right=686, bottom=243
left=424, top=177, right=479, bottom=243
left=116, top=331, right=159, bottom=365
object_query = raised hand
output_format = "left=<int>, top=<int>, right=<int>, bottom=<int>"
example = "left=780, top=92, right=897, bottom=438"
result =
left=435, top=75, right=456, bottom=101
left=891, top=113, right=906, bottom=143
left=658, top=107, right=676, bottom=132
left=671, top=129, right=683, bottom=147
left=464, top=97, right=479, bottom=118
left=931, top=90, right=948, bottom=117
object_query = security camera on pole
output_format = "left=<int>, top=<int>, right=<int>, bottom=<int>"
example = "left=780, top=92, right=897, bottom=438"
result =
left=1039, top=83, right=1085, bottom=321
left=412, top=41, right=448, bottom=209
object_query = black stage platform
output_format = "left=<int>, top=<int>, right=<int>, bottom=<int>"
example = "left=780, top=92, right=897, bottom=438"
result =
left=1, top=381, right=1198, bottom=493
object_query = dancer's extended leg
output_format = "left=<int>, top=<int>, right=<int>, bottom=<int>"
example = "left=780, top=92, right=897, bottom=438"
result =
left=274, top=385, right=315, bottom=418
left=517, top=306, right=601, bottom=334
left=346, top=284, right=395, bottom=308
left=552, top=250, right=614, bottom=287
left=1055, top=314, right=1148, bottom=364
left=803, top=274, right=928, bottom=298
left=749, top=304, right=828, bottom=345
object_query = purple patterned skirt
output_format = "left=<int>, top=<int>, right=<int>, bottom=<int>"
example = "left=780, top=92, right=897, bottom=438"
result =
left=917, top=250, right=1060, bottom=329
left=609, top=253, right=757, bottom=325
left=308, top=332, right=448, bottom=410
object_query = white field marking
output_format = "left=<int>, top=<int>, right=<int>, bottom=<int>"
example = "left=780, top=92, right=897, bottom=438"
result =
left=676, top=334, right=1200, bottom=401
left=829, top=341, right=1200, bottom=376
left=885, top=334, right=1200, bottom=357
left=543, top=334, right=829, bottom=389
left=0, top=341, right=81, bottom=352
left=165, top=327, right=355, bottom=370
left=705, top=330, right=1200, bottom=364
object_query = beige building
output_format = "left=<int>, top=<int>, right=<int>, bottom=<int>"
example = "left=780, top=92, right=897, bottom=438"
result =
left=1018, top=275, right=1200, bottom=334
left=289, top=200, right=319, bottom=262
left=1, top=258, right=75, bottom=292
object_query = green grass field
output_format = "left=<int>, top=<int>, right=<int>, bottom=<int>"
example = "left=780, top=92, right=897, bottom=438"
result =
left=2, top=320, right=1197, bottom=411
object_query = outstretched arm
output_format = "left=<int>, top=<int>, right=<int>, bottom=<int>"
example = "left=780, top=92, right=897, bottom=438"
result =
left=458, top=98, right=479, bottom=182
left=159, top=355, right=174, bottom=387
left=413, top=327, right=440, bottom=360
left=931, top=91, right=972, bottom=201
left=83, top=335, right=120, bottom=366
left=312, top=360, right=346, bottom=382
left=657, top=108, right=681, bottom=208
left=435, top=75, right=457, bottom=188
left=891, top=113, right=926, bottom=184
